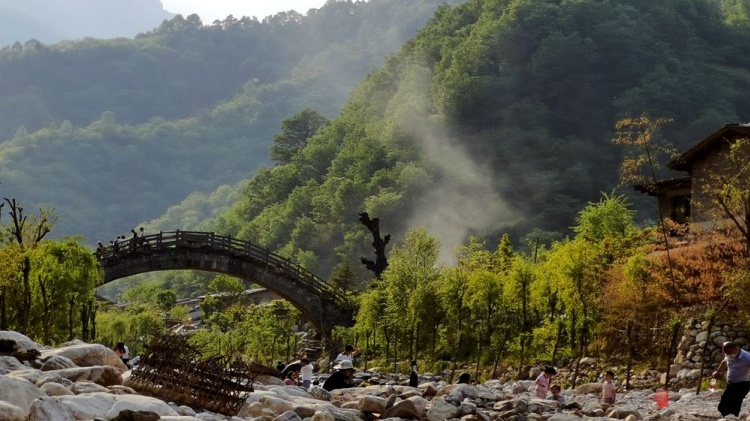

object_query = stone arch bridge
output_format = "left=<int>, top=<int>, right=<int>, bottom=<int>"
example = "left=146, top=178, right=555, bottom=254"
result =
left=98, top=231, right=355, bottom=339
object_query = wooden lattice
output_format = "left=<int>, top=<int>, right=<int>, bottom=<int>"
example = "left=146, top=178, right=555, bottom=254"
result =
left=125, top=334, right=256, bottom=416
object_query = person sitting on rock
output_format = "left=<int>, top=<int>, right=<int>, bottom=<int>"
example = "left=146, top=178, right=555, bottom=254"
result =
left=114, top=342, right=130, bottom=368
left=457, top=372, right=472, bottom=384
left=284, top=370, right=299, bottom=386
left=323, top=359, right=356, bottom=391
left=548, top=384, right=582, bottom=410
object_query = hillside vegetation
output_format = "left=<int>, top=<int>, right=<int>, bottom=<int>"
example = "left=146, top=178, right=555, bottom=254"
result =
left=212, top=0, right=750, bottom=284
left=0, top=0, right=460, bottom=241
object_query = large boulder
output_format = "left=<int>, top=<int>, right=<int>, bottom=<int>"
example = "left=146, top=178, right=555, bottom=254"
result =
left=0, top=331, right=40, bottom=352
left=27, top=393, right=118, bottom=421
left=358, top=395, right=387, bottom=413
left=40, top=343, right=128, bottom=372
left=0, top=374, right=47, bottom=412
left=36, top=365, right=123, bottom=386
left=575, top=383, right=603, bottom=395
left=0, top=401, right=25, bottom=421
left=105, top=395, right=178, bottom=419
left=40, top=382, right=75, bottom=396
left=41, top=355, right=78, bottom=371
left=382, top=399, right=421, bottom=419
left=427, top=398, right=460, bottom=421
left=259, top=395, right=296, bottom=416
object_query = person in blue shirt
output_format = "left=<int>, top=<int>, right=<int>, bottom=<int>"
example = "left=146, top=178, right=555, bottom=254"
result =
left=713, top=342, right=750, bottom=416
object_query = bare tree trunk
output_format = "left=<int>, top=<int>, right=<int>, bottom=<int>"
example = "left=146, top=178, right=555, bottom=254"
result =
left=67, top=294, right=76, bottom=340
left=0, top=288, right=7, bottom=330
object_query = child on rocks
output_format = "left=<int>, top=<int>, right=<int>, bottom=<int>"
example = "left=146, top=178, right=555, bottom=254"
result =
left=600, top=371, right=616, bottom=405
left=535, top=366, right=557, bottom=399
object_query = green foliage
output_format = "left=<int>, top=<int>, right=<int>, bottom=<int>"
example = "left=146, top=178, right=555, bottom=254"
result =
left=0, top=0, right=460, bottom=243
left=215, top=0, right=750, bottom=286
left=272, top=109, right=329, bottom=164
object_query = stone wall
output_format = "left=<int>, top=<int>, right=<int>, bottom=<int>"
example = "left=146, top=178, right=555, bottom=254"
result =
left=674, top=319, right=750, bottom=369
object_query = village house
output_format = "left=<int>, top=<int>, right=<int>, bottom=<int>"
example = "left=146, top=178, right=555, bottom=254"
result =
left=635, top=123, right=750, bottom=228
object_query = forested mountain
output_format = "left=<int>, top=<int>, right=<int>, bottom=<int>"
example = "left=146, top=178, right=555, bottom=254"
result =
left=0, top=0, right=461, bottom=242
left=210, top=0, right=750, bottom=284
left=0, top=0, right=174, bottom=46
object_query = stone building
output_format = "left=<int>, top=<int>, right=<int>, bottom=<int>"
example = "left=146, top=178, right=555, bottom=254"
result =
left=636, top=123, right=750, bottom=227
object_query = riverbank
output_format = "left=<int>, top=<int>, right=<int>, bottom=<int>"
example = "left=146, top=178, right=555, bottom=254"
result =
left=0, top=330, right=741, bottom=421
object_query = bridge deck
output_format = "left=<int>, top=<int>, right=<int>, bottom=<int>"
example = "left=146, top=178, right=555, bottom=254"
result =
left=97, top=230, right=350, bottom=305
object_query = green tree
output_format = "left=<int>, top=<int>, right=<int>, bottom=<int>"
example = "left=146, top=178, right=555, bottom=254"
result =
left=271, top=109, right=329, bottom=164
left=699, top=137, right=750, bottom=258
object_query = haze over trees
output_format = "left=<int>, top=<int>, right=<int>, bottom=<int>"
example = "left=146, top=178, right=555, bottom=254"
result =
left=0, top=0, right=174, bottom=46
left=0, top=0, right=461, bottom=242
left=213, top=0, right=750, bottom=285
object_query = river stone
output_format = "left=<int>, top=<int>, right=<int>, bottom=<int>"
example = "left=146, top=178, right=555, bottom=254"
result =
left=27, top=393, right=118, bottom=421
left=341, top=401, right=359, bottom=410
left=109, top=385, right=138, bottom=395
left=359, top=395, right=387, bottom=413
left=312, top=410, right=335, bottom=421
left=0, top=356, right=27, bottom=372
left=420, top=383, right=439, bottom=397
left=110, top=409, right=161, bottom=421
left=309, top=386, right=332, bottom=401
left=105, top=394, right=179, bottom=419
left=36, top=374, right=74, bottom=387
left=72, top=380, right=111, bottom=394
left=0, top=331, right=40, bottom=351
left=274, top=411, right=303, bottom=421
left=459, top=401, right=478, bottom=416
left=427, top=398, right=460, bottom=421
left=41, top=355, right=78, bottom=371
left=548, top=414, right=585, bottom=421
left=443, top=383, right=479, bottom=402
left=608, top=408, right=642, bottom=420
left=40, top=343, right=128, bottom=372
left=40, top=382, right=74, bottom=396
left=575, top=383, right=603, bottom=395
left=0, top=400, right=25, bottom=421
left=0, top=374, right=47, bottom=412
left=259, top=395, right=295, bottom=416
left=36, top=365, right=123, bottom=386
left=382, top=398, right=421, bottom=419
left=407, top=395, right=429, bottom=417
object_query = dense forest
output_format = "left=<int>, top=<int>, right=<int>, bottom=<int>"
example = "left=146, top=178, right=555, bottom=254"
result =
left=6, top=0, right=750, bottom=373
left=0, top=0, right=461, bottom=242
left=209, top=0, right=750, bottom=285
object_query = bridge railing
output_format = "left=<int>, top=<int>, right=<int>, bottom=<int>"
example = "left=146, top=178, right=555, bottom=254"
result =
left=98, top=231, right=350, bottom=304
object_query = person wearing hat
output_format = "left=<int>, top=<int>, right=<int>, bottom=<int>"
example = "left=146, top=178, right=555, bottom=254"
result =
left=713, top=341, right=750, bottom=416
left=323, top=359, right=356, bottom=391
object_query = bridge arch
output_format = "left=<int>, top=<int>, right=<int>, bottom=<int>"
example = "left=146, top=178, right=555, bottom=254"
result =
left=98, top=231, right=355, bottom=339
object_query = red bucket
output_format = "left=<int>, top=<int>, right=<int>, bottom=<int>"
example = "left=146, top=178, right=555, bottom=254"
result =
left=654, top=389, right=669, bottom=409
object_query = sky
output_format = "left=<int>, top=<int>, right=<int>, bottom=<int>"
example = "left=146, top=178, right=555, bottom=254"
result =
left=160, top=0, right=329, bottom=22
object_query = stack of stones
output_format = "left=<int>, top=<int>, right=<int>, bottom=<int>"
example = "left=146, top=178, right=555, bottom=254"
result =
left=674, top=319, right=750, bottom=370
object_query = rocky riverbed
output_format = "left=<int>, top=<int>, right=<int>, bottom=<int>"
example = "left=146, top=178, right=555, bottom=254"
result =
left=0, top=331, right=743, bottom=421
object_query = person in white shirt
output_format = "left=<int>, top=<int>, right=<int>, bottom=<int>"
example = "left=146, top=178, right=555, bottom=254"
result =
left=300, top=358, right=313, bottom=389
left=335, top=344, right=360, bottom=362
left=114, top=342, right=130, bottom=368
